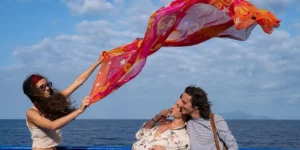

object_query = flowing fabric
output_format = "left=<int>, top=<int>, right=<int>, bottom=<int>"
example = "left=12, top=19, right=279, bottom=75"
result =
left=89, top=0, right=281, bottom=105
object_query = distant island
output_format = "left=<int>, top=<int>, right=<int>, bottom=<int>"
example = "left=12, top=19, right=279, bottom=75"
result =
left=219, top=111, right=272, bottom=120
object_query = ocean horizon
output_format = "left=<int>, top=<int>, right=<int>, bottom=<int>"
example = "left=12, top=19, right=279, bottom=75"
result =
left=1, top=119, right=300, bottom=148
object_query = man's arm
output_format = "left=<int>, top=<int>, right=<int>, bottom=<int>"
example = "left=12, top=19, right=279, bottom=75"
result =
left=215, top=115, right=238, bottom=150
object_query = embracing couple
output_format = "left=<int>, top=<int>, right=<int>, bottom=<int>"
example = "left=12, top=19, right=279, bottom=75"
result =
left=132, top=86, right=238, bottom=150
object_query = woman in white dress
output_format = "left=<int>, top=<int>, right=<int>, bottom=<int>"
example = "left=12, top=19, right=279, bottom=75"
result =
left=132, top=99, right=190, bottom=150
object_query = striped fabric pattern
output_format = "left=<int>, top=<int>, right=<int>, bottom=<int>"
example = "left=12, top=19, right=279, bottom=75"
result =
left=187, top=114, right=238, bottom=150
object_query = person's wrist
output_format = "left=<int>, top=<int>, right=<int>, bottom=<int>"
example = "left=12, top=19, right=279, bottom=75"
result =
left=96, top=59, right=103, bottom=64
left=76, top=108, right=84, bottom=114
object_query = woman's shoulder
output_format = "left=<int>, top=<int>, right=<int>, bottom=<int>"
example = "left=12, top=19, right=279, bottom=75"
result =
left=26, top=107, right=42, bottom=117
left=26, top=107, right=41, bottom=128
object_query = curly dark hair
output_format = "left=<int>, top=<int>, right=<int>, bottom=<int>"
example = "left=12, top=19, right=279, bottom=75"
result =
left=184, top=85, right=211, bottom=119
left=23, top=74, right=76, bottom=121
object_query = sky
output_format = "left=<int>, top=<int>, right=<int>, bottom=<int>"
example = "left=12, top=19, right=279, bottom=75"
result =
left=0, top=0, right=300, bottom=120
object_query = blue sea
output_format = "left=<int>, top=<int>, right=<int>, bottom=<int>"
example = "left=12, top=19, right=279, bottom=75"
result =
left=0, top=120, right=300, bottom=148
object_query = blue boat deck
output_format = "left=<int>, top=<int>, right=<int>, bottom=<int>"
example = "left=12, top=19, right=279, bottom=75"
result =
left=0, top=147, right=299, bottom=150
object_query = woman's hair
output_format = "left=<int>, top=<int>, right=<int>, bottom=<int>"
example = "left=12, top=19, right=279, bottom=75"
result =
left=183, top=114, right=191, bottom=122
left=184, top=85, right=211, bottom=119
left=23, top=74, right=76, bottom=121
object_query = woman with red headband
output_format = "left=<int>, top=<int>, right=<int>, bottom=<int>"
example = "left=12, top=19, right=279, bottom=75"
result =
left=23, top=52, right=105, bottom=150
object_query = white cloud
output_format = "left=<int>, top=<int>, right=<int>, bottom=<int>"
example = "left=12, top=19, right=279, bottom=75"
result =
left=55, top=35, right=90, bottom=44
left=11, top=37, right=100, bottom=72
left=76, top=20, right=137, bottom=39
left=62, top=0, right=114, bottom=15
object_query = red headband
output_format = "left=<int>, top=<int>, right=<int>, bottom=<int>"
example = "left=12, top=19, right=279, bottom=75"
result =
left=31, top=75, right=43, bottom=84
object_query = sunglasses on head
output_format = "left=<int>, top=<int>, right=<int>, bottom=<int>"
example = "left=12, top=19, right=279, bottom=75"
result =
left=39, top=82, right=52, bottom=92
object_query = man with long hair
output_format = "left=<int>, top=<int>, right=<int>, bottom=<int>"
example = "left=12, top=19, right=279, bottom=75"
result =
left=180, top=86, right=238, bottom=150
